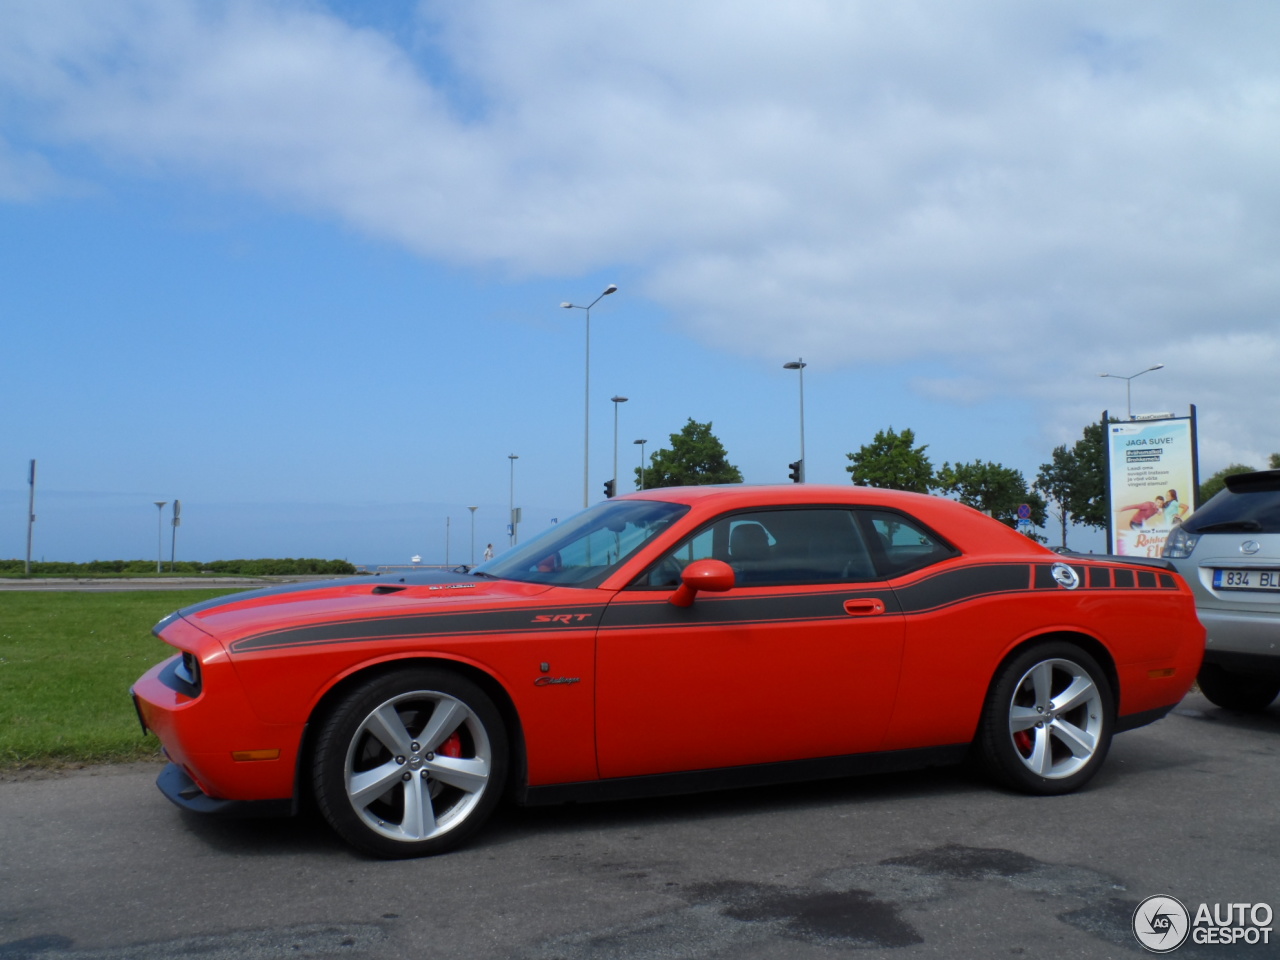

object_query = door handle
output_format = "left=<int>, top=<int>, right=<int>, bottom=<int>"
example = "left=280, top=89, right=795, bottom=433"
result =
left=843, top=598, right=886, bottom=617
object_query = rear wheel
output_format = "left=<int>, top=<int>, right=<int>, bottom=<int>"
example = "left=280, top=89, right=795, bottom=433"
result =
left=976, top=642, right=1114, bottom=795
left=312, top=668, right=507, bottom=858
left=1197, top=663, right=1280, bottom=712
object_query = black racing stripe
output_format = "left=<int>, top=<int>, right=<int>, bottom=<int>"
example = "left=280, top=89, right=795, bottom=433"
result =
left=894, top=564, right=1032, bottom=613
left=227, top=605, right=605, bottom=653
left=599, top=588, right=900, bottom=630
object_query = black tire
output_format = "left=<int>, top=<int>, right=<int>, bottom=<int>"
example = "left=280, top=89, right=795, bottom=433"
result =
left=1197, top=663, right=1280, bottom=713
left=312, top=668, right=508, bottom=858
left=976, top=642, right=1114, bottom=796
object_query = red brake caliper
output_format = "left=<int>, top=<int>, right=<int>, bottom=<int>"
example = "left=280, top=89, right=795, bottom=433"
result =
left=439, top=731, right=463, bottom=758
left=1013, top=730, right=1033, bottom=755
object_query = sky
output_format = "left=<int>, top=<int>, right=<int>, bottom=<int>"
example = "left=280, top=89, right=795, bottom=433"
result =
left=2, top=0, right=1278, bottom=566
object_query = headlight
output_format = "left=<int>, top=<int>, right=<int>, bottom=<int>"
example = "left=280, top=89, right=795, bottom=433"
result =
left=1162, top=526, right=1200, bottom=559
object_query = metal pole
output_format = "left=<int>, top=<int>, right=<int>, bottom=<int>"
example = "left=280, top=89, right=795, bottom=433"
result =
left=508, top=454, right=519, bottom=546
left=445, top=515, right=451, bottom=566
left=170, top=499, right=181, bottom=571
left=154, top=501, right=168, bottom=574
left=562, top=285, right=617, bottom=509
left=798, top=362, right=806, bottom=467
left=25, top=460, right=36, bottom=576
left=784, top=359, right=808, bottom=481
left=635, top=439, right=647, bottom=491
left=611, top=396, right=628, bottom=496
left=468, top=506, right=478, bottom=565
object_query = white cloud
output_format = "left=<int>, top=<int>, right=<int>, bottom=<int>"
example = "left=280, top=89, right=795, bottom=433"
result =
left=2, top=0, right=1278, bottom=469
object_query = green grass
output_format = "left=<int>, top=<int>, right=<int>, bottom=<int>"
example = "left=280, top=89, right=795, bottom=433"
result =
left=0, top=590, right=242, bottom=767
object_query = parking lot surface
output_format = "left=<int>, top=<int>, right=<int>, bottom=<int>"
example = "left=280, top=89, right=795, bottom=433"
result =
left=1, top=692, right=1277, bottom=959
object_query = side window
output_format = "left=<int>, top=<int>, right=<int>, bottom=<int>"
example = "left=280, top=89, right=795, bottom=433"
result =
left=860, top=510, right=956, bottom=577
left=636, top=508, right=878, bottom=588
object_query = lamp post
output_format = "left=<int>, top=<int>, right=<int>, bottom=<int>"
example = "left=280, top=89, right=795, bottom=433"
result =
left=468, top=506, right=478, bottom=566
left=783, top=358, right=807, bottom=481
left=508, top=454, right=519, bottom=546
left=611, top=395, right=628, bottom=497
left=1099, top=364, right=1165, bottom=419
left=634, top=439, right=647, bottom=491
left=153, top=501, right=168, bottom=574
left=561, top=284, right=618, bottom=508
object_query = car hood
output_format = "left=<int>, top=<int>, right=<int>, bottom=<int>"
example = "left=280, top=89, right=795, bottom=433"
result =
left=161, top=571, right=557, bottom=646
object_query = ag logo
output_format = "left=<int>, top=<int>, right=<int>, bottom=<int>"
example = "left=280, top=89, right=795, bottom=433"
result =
left=1133, top=895, right=1190, bottom=953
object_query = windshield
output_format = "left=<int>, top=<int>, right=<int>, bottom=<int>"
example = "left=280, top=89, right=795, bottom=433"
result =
left=475, top=499, right=689, bottom=587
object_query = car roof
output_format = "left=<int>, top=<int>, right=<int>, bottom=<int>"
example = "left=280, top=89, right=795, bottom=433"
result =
left=616, top=483, right=943, bottom=508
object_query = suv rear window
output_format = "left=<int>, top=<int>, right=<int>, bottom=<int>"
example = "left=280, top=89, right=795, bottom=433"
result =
left=1185, top=470, right=1280, bottom=535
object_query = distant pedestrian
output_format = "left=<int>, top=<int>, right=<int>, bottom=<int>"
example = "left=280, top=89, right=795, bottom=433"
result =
left=483, top=543, right=494, bottom=562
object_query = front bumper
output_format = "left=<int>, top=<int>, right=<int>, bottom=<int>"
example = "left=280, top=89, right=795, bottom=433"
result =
left=155, top=762, right=294, bottom=818
left=132, top=652, right=302, bottom=808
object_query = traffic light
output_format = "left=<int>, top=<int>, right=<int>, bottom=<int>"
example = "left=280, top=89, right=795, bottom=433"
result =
left=603, top=479, right=616, bottom=499
left=787, top=459, right=804, bottom=483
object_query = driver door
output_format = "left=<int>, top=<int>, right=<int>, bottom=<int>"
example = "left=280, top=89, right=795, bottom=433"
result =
left=594, top=507, right=906, bottom=779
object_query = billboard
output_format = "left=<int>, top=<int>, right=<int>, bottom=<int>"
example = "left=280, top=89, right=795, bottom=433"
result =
left=1106, top=412, right=1198, bottom=557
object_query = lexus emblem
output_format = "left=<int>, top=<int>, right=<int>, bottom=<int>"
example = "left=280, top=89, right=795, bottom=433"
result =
left=1241, top=540, right=1261, bottom=555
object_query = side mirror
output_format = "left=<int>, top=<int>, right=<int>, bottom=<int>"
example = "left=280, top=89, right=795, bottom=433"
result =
left=669, top=559, right=735, bottom=607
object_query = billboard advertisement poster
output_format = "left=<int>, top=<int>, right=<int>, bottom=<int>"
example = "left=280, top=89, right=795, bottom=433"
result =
left=1108, top=417, right=1196, bottom=557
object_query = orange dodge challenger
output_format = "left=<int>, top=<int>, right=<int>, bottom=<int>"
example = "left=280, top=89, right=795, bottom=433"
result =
left=132, top=484, right=1203, bottom=858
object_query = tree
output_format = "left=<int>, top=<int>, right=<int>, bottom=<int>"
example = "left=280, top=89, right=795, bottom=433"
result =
left=934, top=459, right=1047, bottom=536
left=1034, top=444, right=1076, bottom=549
left=1065, top=418, right=1116, bottom=531
left=639, top=418, right=743, bottom=489
left=845, top=427, right=934, bottom=493
left=1271, top=453, right=1280, bottom=469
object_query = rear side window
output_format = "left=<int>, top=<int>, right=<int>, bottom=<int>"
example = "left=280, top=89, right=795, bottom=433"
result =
left=858, top=510, right=958, bottom=577
left=1186, top=472, right=1280, bottom=535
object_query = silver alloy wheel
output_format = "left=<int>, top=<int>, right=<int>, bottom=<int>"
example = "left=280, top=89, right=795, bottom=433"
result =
left=1006, top=657, right=1104, bottom=779
left=344, top=689, right=493, bottom=843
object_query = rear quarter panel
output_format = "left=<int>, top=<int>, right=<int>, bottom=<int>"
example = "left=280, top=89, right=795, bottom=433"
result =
left=879, top=557, right=1203, bottom=751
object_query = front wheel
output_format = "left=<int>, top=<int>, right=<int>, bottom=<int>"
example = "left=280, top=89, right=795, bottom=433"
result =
left=976, top=643, right=1114, bottom=795
left=312, top=668, right=508, bottom=858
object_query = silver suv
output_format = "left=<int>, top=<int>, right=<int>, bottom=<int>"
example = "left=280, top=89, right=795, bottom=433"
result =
left=1163, top=469, right=1280, bottom=711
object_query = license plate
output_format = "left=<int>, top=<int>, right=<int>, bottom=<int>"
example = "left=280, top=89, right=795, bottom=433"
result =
left=1213, top=569, right=1280, bottom=591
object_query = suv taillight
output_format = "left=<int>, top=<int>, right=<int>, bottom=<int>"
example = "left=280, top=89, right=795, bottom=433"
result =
left=1162, top=526, right=1200, bottom=559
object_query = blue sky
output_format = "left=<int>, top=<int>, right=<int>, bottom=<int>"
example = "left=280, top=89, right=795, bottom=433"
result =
left=2, top=1, right=1278, bottom=565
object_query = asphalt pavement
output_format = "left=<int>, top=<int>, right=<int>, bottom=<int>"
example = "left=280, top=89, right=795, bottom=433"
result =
left=1, top=692, right=1277, bottom=960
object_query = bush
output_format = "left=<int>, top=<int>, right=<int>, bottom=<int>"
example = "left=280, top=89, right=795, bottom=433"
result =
left=0, top=558, right=356, bottom=578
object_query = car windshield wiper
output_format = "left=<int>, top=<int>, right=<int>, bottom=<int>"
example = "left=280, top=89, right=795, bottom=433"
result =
left=1191, top=520, right=1263, bottom=533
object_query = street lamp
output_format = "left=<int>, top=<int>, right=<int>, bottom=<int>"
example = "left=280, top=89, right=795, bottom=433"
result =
left=611, top=395, right=628, bottom=497
left=634, top=438, right=647, bottom=490
left=1099, top=364, right=1165, bottom=419
left=508, top=454, right=519, bottom=546
left=468, top=506, right=478, bottom=566
left=561, top=284, right=618, bottom=508
left=153, top=501, right=168, bottom=574
left=783, top=358, right=807, bottom=481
